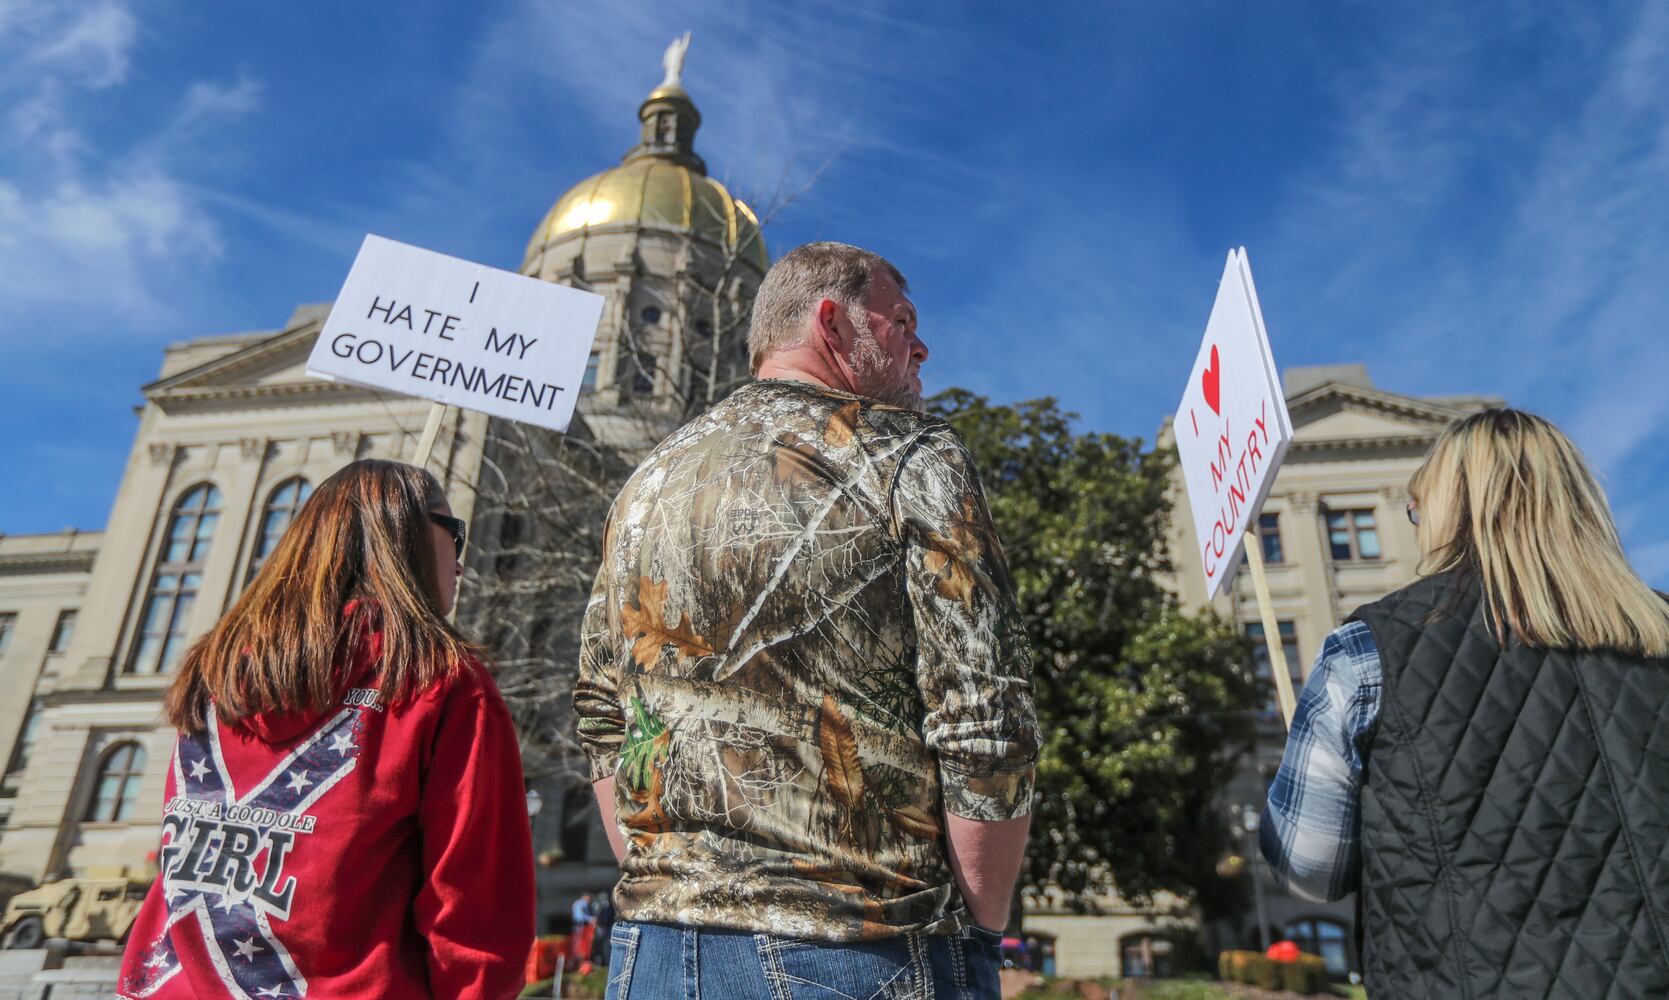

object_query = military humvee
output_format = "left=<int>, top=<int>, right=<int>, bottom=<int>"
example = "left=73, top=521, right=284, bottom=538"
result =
left=1, top=875, right=150, bottom=949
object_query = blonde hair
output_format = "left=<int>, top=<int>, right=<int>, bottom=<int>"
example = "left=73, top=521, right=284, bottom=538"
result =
left=1410, top=408, right=1669, bottom=656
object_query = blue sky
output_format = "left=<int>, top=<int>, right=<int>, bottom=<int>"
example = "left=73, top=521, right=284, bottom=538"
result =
left=2, top=1, right=1666, bottom=584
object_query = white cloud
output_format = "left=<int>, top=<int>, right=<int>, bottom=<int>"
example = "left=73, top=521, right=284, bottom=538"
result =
left=1268, top=3, right=1669, bottom=471
left=179, top=73, right=262, bottom=125
left=0, top=172, right=221, bottom=317
left=24, top=1, right=136, bottom=88
left=0, top=3, right=268, bottom=344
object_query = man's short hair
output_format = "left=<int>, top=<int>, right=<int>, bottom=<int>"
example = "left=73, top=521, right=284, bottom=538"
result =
left=747, top=242, right=908, bottom=374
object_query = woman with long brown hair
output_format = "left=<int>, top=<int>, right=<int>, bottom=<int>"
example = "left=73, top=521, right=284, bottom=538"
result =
left=1260, top=408, right=1669, bottom=998
left=118, top=460, right=534, bottom=1000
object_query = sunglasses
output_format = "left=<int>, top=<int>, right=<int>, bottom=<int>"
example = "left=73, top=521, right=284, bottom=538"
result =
left=1406, top=501, right=1420, bottom=527
left=428, top=511, right=467, bottom=560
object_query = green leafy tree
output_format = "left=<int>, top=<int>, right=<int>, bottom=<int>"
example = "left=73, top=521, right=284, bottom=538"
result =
left=930, top=389, right=1257, bottom=916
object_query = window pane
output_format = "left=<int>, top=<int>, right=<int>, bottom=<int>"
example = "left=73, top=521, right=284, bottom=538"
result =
left=117, top=776, right=144, bottom=821
left=139, top=595, right=170, bottom=634
left=165, top=537, right=190, bottom=562
left=1262, top=532, right=1283, bottom=563
left=1248, top=621, right=1300, bottom=714
left=0, top=613, right=14, bottom=655
left=1358, top=528, right=1381, bottom=559
left=166, top=594, right=196, bottom=636
left=1353, top=511, right=1377, bottom=529
left=1326, top=512, right=1347, bottom=530
left=1330, top=533, right=1353, bottom=560
left=190, top=514, right=219, bottom=560
left=49, top=610, right=77, bottom=652
left=632, top=354, right=656, bottom=395
left=131, top=636, right=162, bottom=674
left=159, top=633, right=189, bottom=673
left=1320, top=938, right=1348, bottom=975
left=12, top=702, right=42, bottom=772
left=92, top=777, right=120, bottom=819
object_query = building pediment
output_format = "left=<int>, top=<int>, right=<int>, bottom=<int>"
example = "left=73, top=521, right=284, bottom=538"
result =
left=141, top=314, right=380, bottom=413
left=1286, top=381, right=1491, bottom=451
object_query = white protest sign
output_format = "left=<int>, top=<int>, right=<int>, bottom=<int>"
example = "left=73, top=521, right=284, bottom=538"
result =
left=306, top=235, right=605, bottom=433
left=1174, top=248, right=1294, bottom=600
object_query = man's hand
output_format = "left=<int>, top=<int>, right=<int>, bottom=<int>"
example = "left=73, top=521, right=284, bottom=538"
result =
left=944, top=812, right=1031, bottom=932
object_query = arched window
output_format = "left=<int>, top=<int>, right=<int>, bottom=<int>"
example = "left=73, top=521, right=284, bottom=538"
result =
left=1284, top=916, right=1352, bottom=976
left=128, top=484, right=221, bottom=674
left=246, top=477, right=312, bottom=583
left=85, top=742, right=147, bottom=822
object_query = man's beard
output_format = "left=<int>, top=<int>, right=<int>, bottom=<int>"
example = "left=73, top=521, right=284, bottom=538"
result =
left=848, top=310, right=924, bottom=413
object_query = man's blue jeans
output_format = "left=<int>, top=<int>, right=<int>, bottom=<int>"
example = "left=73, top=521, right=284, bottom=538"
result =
left=603, top=919, right=1003, bottom=999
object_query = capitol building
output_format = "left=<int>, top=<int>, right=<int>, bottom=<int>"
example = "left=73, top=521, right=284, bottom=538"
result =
left=0, top=47, right=764, bottom=935
left=0, top=41, right=1508, bottom=983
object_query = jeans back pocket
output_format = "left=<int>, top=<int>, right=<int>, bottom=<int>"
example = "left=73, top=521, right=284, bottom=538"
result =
left=605, top=921, right=642, bottom=1000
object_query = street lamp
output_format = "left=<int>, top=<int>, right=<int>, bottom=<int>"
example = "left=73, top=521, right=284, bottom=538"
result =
left=526, top=788, right=544, bottom=817
left=1240, top=805, right=1271, bottom=952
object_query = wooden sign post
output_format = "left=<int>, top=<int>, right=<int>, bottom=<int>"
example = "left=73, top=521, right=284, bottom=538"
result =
left=412, top=401, right=449, bottom=469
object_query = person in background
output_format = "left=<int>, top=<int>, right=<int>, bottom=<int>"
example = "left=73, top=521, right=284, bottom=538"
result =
left=576, top=242, right=1039, bottom=999
left=591, top=891, right=614, bottom=967
left=570, top=892, right=595, bottom=965
left=117, top=460, right=534, bottom=1000
left=1261, top=408, right=1669, bottom=998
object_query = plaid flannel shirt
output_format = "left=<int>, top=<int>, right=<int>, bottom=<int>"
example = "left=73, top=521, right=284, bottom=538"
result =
left=1259, top=619, right=1382, bottom=902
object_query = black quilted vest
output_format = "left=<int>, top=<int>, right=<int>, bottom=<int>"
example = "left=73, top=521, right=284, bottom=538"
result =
left=1351, top=571, right=1669, bottom=999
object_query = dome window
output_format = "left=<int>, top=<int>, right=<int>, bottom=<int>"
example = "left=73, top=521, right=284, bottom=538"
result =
left=641, top=305, right=662, bottom=325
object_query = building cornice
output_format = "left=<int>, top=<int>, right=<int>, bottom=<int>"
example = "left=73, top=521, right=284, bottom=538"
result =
left=1287, top=381, right=1472, bottom=426
left=1289, top=432, right=1438, bottom=454
left=36, top=685, right=174, bottom=708
left=145, top=379, right=387, bottom=414
left=0, top=550, right=97, bottom=576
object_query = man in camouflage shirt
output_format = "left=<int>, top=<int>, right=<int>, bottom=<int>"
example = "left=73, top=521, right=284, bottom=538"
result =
left=576, top=242, right=1038, bottom=998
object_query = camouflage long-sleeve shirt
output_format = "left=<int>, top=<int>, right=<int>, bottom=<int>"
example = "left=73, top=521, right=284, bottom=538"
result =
left=574, top=379, right=1039, bottom=941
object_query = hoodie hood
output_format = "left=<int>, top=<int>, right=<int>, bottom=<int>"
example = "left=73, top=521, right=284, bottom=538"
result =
left=232, top=616, right=383, bottom=746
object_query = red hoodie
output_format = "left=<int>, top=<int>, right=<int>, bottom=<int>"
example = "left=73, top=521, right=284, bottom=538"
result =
left=117, top=629, right=534, bottom=1000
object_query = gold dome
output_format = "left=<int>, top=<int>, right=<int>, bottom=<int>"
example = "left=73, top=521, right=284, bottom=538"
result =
left=523, top=59, right=767, bottom=274
left=524, top=157, right=767, bottom=273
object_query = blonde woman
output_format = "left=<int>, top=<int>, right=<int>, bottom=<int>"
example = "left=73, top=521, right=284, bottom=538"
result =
left=1260, top=408, right=1669, bottom=998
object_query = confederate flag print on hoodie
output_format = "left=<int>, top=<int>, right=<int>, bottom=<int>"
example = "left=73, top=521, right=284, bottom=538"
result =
left=117, top=631, right=534, bottom=1000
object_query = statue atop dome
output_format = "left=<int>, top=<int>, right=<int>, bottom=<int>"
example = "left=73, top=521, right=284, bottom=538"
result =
left=659, top=32, right=691, bottom=92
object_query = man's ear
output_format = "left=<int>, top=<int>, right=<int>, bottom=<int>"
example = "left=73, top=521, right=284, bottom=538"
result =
left=815, top=298, right=846, bottom=349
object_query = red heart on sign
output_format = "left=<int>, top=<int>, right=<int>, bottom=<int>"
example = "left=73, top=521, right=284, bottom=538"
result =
left=1202, top=345, right=1222, bottom=415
